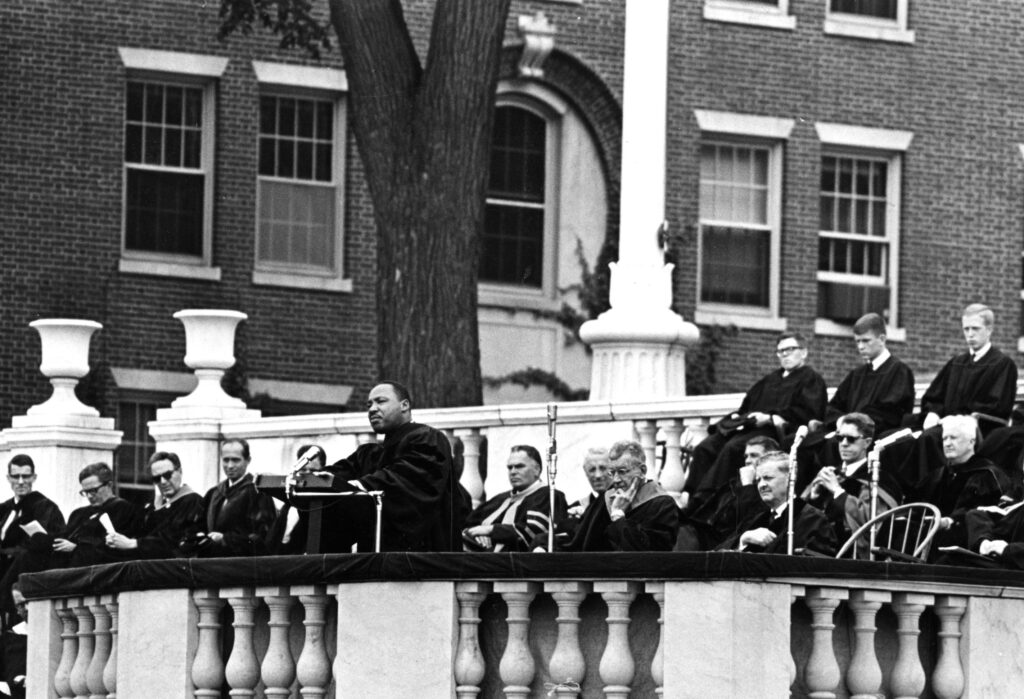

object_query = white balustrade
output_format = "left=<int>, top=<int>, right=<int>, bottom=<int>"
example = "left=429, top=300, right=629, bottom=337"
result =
left=932, top=595, right=967, bottom=699
left=495, top=581, right=539, bottom=699
left=595, top=581, right=639, bottom=699
left=54, top=601, right=78, bottom=699
left=632, top=420, right=658, bottom=474
left=294, top=585, right=333, bottom=698
left=802, top=587, right=846, bottom=699
left=646, top=582, right=665, bottom=697
left=86, top=597, right=112, bottom=699
left=222, top=589, right=261, bottom=698
left=891, top=592, right=932, bottom=699
left=455, top=428, right=486, bottom=507
left=69, top=599, right=95, bottom=699
left=103, top=596, right=118, bottom=699
left=455, top=582, right=490, bottom=698
left=846, top=589, right=889, bottom=699
left=257, top=587, right=295, bottom=698
left=545, top=581, right=589, bottom=698
left=191, top=590, right=226, bottom=698
left=655, top=418, right=685, bottom=498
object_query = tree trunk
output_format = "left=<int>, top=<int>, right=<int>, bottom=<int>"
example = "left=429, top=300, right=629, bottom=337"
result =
left=329, top=0, right=510, bottom=408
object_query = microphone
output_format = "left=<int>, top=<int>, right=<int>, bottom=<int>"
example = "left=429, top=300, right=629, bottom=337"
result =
left=290, top=446, right=324, bottom=474
left=791, top=425, right=809, bottom=449
left=872, top=428, right=914, bottom=451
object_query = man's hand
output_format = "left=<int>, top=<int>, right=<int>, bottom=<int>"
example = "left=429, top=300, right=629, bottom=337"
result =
left=939, top=516, right=953, bottom=531
left=738, top=465, right=756, bottom=486
left=607, top=479, right=640, bottom=515
left=739, top=528, right=777, bottom=549
left=105, top=533, right=138, bottom=550
left=980, top=539, right=1008, bottom=557
left=464, top=524, right=493, bottom=538
left=52, top=538, right=76, bottom=553
left=748, top=411, right=771, bottom=427
left=207, top=532, right=224, bottom=543
left=813, top=467, right=843, bottom=497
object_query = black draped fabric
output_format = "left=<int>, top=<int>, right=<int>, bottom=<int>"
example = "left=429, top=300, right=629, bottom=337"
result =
left=917, top=454, right=1012, bottom=549
left=677, top=479, right=762, bottom=551
left=564, top=481, right=678, bottom=552
left=717, top=497, right=837, bottom=556
left=684, top=366, right=827, bottom=503
left=965, top=504, right=1024, bottom=569
left=463, top=485, right=567, bottom=552
left=824, top=355, right=916, bottom=434
left=196, top=474, right=276, bottom=557
left=0, top=628, right=25, bottom=698
left=53, top=497, right=143, bottom=568
left=0, top=491, right=64, bottom=574
left=331, top=421, right=458, bottom=552
left=133, top=491, right=205, bottom=559
left=919, top=347, right=1018, bottom=429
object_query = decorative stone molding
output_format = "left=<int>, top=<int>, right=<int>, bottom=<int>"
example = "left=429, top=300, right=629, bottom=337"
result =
left=517, top=12, right=556, bottom=78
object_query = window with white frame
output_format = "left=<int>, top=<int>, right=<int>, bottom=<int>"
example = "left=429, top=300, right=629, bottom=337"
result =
left=703, top=0, right=796, bottom=31
left=694, top=110, right=793, bottom=329
left=252, top=62, right=349, bottom=292
left=481, top=99, right=558, bottom=296
left=814, top=122, right=912, bottom=337
left=119, top=49, right=226, bottom=280
left=825, top=0, right=913, bottom=43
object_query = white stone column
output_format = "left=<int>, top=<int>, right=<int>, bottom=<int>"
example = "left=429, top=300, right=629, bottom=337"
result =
left=149, top=309, right=260, bottom=492
left=117, top=589, right=199, bottom=699
left=579, top=0, right=699, bottom=401
left=1, top=319, right=122, bottom=516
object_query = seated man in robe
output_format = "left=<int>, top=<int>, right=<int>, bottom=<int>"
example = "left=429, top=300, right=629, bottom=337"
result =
left=717, top=451, right=837, bottom=556
left=682, top=333, right=826, bottom=514
left=462, top=445, right=566, bottom=552
left=954, top=499, right=1024, bottom=569
left=676, top=436, right=778, bottom=551
left=104, top=451, right=204, bottom=559
left=918, top=415, right=1013, bottom=550
left=549, top=440, right=678, bottom=552
left=802, top=413, right=901, bottom=549
left=51, top=462, right=143, bottom=568
left=554, top=446, right=610, bottom=545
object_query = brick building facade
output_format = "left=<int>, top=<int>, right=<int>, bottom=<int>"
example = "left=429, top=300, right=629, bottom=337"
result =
left=2, top=1, right=1023, bottom=493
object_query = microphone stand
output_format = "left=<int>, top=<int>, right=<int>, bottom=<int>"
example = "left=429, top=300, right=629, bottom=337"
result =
left=868, top=447, right=881, bottom=561
left=787, top=427, right=808, bottom=555
left=546, top=403, right=558, bottom=553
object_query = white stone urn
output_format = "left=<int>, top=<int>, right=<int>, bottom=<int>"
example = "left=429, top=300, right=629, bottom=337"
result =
left=171, top=309, right=248, bottom=409
left=27, top=318, right=103, bottom=417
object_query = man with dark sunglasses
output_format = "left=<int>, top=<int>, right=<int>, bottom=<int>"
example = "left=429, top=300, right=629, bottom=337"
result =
left=105, top=451, right=204, bottom=559
left=50, top=462, right=142, bottom=568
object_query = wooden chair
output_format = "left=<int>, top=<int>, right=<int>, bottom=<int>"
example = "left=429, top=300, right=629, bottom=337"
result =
left=835, top=502, right=942, bottom=563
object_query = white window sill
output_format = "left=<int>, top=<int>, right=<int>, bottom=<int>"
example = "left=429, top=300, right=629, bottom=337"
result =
left=478, top=286, right=561, bottom=313
left=704, top=2, right=796, bottom=31
left=252, top=270, right=353, bottom=293
left=815, top=318, right=906, bottom=343
left=694, top=308, right=787, bottom=332
left=824, top=17, right=914, bottom=44
left=119, top=258, right=221, bottom=282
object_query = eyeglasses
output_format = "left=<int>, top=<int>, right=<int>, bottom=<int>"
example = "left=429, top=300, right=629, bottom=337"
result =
left=79, top=482, right=110, bottom=497
left=836, top=434, right=864, bottom=444
left=775, top=346, right=803, bottom=356
left=151, top=470, right=177, bottom=484
left=7, top=474, right=33, bottom=482
left=607, top=468, right=639, bottom=479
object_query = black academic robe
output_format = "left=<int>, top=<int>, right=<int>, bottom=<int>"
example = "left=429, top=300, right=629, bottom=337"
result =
left=920, top=346, right=1018, bottom=426
left=55, top=497, right=143, bottom=568
left=198, top=473, right=277, bottom=557
left=463, top=484, right=567, bottom=552
left=678, top=479, right=762, bottom=551
left=965, top=503, right=1024, bottom=569
left=0, top=491, right=65, bottom=570
left=717, top=498, right=838, bottom=556
left=917, top=454, right=1012, bottom=549
left=803, top=461, right=900, bottom=545
left=331, top=421, right=458, bottom=552
left=824, top=355, right=916, bottom=434
left=564, top=481, right=678, bottom=552
left=132, top=490, right=205, bottom=559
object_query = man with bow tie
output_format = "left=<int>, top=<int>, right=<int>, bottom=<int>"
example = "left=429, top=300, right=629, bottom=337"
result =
left=802, top=413, right=901, bottom=548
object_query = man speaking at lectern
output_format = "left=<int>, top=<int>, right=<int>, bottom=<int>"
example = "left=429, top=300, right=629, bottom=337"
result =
left=330, top=381, right=460, bottom=552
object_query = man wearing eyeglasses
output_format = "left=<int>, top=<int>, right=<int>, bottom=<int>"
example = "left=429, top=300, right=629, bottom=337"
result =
left=0, top=455, right=64, bottom=581
left=683, top=332, right=827, bottom=516
left=802, top=413, right=901, bottom=547
left=104, top=451, right=205, bottom=559
left=554, top=441, right=677, bottom=552
left=51, top=462, right=142, bottom=568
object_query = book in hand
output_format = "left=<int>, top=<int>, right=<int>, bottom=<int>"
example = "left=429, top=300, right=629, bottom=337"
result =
left=975, top=500, right=1024, bottom=517
left=98, top=512, right=117, bottom=535
left=18, top=520, right=45, bottom=536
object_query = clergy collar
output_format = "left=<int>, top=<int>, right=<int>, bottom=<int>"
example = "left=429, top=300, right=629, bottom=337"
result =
left=871, top=349, right=891, bottom=371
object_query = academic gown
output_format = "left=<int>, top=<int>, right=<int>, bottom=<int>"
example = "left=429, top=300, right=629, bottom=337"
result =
left=917, top=454, right=1012, bottom=549
left=716, top=497, right=838, bottom=556
left=964, top=503, right=1024, bottom=570
left=0, top=491, right=65, bottom=573
left=331, top=421, right=459, bottom=552
left=564, top=481, right=678, bottom=552
left=197, top=473, right=277, bottom=557
left=823, top=355, right=916, bottom=435
left=132, top=489, right=205, bottom=559
left=920, top=346, right=1018, bottom=429
left=54, top=497, right=143, bottom=568
left=463, top=483, right=567, bottom=552
left=802, top=460, right=900, bottom=546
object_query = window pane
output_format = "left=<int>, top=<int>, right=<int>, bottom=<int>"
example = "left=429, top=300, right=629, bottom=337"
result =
left=488, top=106, right=545, bottom=201
left=480, top=203, right=544, bottom=287
left=125, top=169, right=204, bottom=255
left=701, top=226, right=770, bottom=307
left=257, top=180, right=335, bottom=271
left=830, top=0, right=897, bottom=19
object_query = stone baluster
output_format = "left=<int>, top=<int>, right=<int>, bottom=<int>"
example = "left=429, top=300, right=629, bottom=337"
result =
left=294, top=585, right=333, bottom=699
left=646, top=582, right=665, bottom=697
left=803, top=587, right=846, bottom=699
left=86, top=597, right=112, bottom=699
left=455, top=428, right=485, bottom=508
left=932, top=596, right=967, bottom=699
left=222, top=589, right=261, bottom=698
left=633, top=420, right=658, bottom=474
left=103, top=596, right=118, bottom=699
left=545, top=581, right=590, bottom=698
left=655, top=419, right=685, bottom=499
left=890, top=592, right=933, bottom=699
left=191, top=590, right=226, bottom=698
left=846, top=590, right=890, bottom=699
left=258, top=587, right=296, bottom=698
left=54, top=601, right=79, bottom=699
left=454, top=582, right=490, bottom=698
left=682, top=418, right=710, bottom=448
left=595, top=581, right=640, bottom=699
left=494, top=581, right=539, bottom=699
left=69, top=599, right=95, bottom=699
left=788, top=586, right=803, bottom=690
